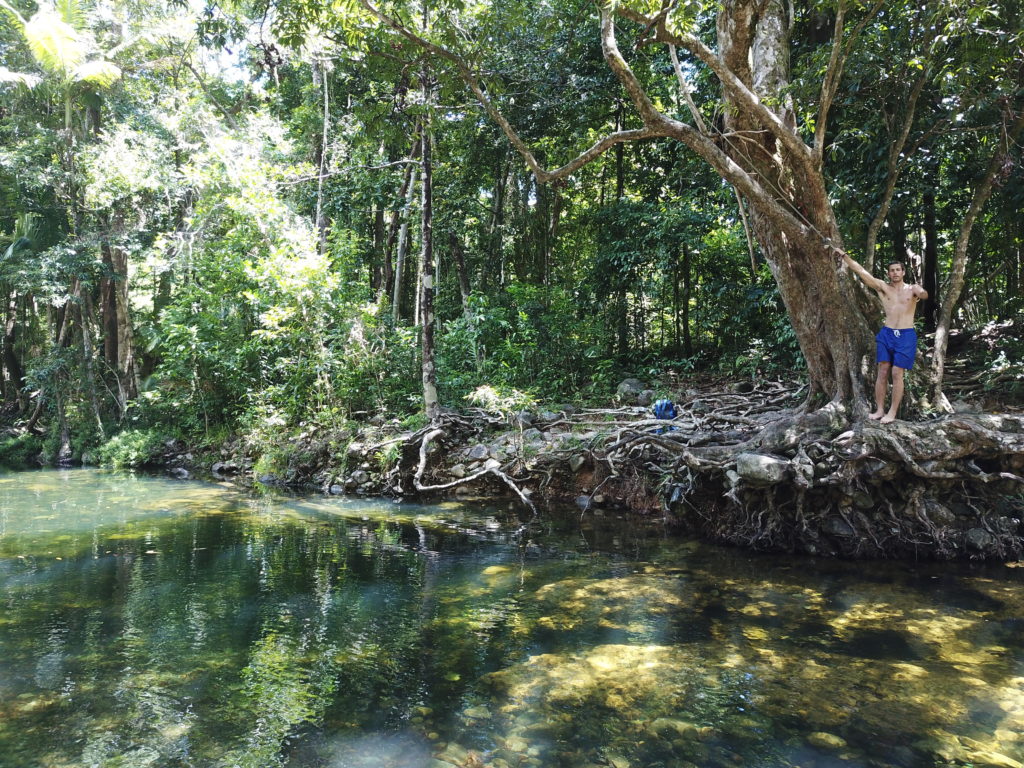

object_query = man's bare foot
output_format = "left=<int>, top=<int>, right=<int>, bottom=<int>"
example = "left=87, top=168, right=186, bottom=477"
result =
left=868, top=410, right=884, bottom=420
left=880, top=413, right=897, bottom=424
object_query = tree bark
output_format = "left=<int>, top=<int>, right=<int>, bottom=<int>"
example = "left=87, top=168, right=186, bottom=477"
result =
left=420, top=106, right=439, bottom=421
left=313, top=60, right=331, bottom=257
left=382, top=143, right=420, bottom=303
left=419, top=10, right=439, bottom=422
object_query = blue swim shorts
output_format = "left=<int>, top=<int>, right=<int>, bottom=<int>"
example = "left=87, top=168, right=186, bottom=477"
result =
left=876, top=326, right=917, bottom=370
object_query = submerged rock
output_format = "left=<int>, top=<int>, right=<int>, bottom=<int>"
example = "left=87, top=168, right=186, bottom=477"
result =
left=806, top=731, right=847, bottom=751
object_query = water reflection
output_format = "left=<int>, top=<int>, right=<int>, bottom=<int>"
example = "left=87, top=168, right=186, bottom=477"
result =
left=0, top=469, right=1022, bottom=768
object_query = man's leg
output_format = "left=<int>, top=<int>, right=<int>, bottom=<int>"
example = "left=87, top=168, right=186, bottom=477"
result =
left=870, top=362, right=890, bottom=420
left=881, top=366, right=905, bottom=424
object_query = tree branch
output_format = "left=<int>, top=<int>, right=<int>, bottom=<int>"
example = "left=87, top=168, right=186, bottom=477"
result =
left=616, top=5, right=817, bottom=178
left=864, top=69, right=930, bottom=272
left=359, top=0, right=662, bottom=183
left=669, top=44, right=707, bottom=133
left=815, top=0, right=886, bottom=165
left=600, top=9, right=817, bottom=249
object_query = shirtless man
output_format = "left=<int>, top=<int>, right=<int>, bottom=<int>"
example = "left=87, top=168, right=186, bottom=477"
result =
left=843, top=253, right=929, bottom=423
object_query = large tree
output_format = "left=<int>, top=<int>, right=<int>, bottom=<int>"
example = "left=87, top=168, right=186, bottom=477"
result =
left=327, top=0, right=1020, bottom=415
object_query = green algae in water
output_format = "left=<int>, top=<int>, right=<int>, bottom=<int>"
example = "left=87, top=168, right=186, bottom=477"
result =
left=1, top=470, right=1024, bottom=768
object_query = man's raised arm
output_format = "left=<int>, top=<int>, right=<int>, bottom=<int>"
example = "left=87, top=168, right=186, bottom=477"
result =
left=842, top=252, right=886, bottom=292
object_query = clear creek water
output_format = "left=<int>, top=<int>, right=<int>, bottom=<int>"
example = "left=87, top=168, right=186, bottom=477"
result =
left=1, top=469, right=1022, bottom=768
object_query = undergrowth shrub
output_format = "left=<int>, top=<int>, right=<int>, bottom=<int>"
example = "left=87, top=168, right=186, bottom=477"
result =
left=0, top=433, right=44, bottom=468
left=97, top=429, right=165, bottom=469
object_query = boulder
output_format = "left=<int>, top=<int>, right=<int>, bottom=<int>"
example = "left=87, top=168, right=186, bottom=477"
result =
left=822, top=515, right=856, bottom=537
left=615, top=378, right=646, bottom=403
left=568, top=454, right=586, bottom=473
left=467, top=444, right=490, bottom=460
left=329, top=484, right=344, bottom=495
left=637, top=389, right=656, bottom=407
left=966, top=527, right=998, bottom=552
left=350, top=469, right=370, bottom=485
left=735, top=453, right=789, bottom=485
left=450, top=463, right=467, bottom=479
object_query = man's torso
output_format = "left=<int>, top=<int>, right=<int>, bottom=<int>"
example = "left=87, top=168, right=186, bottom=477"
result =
left=878, top=283, right=919, bottom=329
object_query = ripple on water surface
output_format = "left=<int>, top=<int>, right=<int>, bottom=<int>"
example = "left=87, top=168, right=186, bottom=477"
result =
left=0, top=468, right=1023, bottom=768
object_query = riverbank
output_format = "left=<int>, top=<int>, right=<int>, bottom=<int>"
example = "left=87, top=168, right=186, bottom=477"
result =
left=99, top=376, right=1024, bottom=563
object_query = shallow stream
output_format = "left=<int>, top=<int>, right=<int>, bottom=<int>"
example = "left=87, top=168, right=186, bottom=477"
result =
left=1, top=469, right=1022, bottom=768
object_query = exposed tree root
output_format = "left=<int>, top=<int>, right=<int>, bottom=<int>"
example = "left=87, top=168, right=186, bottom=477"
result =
left=374, top=381, right=1021, bottom=560
left=404, top=418, right=538, bottom=513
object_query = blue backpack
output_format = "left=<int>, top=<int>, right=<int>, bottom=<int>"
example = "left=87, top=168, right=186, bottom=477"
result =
left=653, top=399, right=677, bottom=432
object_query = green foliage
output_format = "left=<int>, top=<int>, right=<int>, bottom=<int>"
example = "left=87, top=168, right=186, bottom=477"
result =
left=2, top=0, right=1020, bottom=458
left=464, top=384, right=537, bottom=417
left=0, top=432, right=44, bottom=468
left=96, top=429, right=164, bottom=469
left=438, top=287, right=602, bottom=402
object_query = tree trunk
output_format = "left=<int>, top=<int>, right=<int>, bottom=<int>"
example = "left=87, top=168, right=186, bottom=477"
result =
left=75, top=281, right=105, bottom=439
left=101, top=242, right=118, bottom=365
left=450, top=232, right=472, bottom=313
left=420, top=103, right=439, bottom=422
left=371, top=207, right=386, bottom=294
left=483, top=159, right=508, bottom=293
left=3, top=292, right=26, bottom=409
left=110, top=244, right=139, bottom=401
left=922, top=188, right=939, bottom=332
left=716, top=0, right=872, bottom=408
left=393, top=165, right=419, bottom=323
left=313, top=60, right=330, bottom=257
left=931, top=108, right=1024, bottom=408
left=382, top=144, right=420, bottom=302
left=681, top=242, right=692, bottom=357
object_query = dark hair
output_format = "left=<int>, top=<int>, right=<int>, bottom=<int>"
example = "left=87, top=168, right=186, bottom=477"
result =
left=887, top=260, right=905, bottom=270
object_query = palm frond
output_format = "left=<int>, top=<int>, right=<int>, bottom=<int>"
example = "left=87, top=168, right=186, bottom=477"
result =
left=0, top=67, right=42, bottom=88
left=24, top=8, right=85, bottom=75
left=71, top=59, right=121, bottom=88
left=55, top=0, right=86, bottom=30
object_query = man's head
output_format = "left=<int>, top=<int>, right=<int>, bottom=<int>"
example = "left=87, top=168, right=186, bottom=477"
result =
left=887, top=261, right=906, bottom=285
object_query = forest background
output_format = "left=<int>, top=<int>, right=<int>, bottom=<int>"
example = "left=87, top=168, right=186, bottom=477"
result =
left=0, top=0, right=1021, bottom=472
